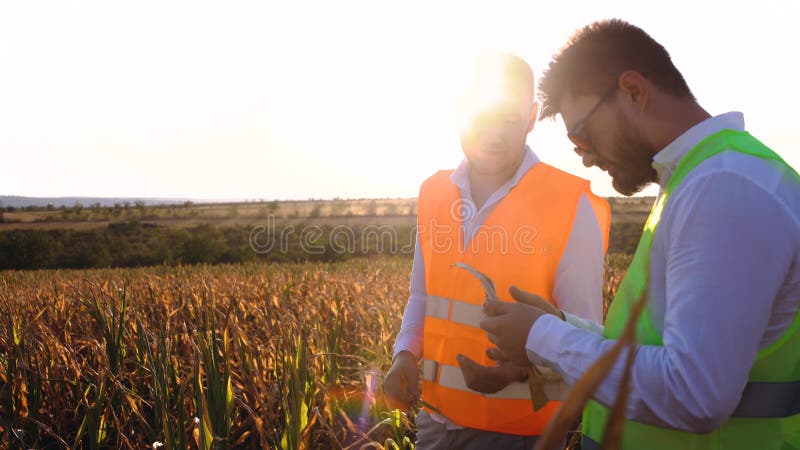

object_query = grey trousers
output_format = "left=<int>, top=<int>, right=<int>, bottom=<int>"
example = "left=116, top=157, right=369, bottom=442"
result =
left=414, top=411, right=541, bottom=450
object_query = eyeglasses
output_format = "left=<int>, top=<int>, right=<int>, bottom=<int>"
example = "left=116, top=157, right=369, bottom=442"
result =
left=567, top=87, right=617, bottom=156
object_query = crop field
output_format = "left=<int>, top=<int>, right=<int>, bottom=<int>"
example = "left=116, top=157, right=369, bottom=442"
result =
left=0, top=253, right=630, bottom=449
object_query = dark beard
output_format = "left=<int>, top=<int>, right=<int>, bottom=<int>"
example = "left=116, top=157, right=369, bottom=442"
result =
left=610, top=111, right=658, bottom=196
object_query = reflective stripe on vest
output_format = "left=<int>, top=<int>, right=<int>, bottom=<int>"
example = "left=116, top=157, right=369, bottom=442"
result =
left=421, top=359, right=569, bottom=401
left=581, top=381, right=800, bottom=450
left=582, top=130, right=800, bottom=449
left=426, top=295, right=483, bottom=327
left=582, top=436, right=601, bottom=450
left=425, top=296, right=570, bottom=401
left=731, top=380, right=800, bottom=418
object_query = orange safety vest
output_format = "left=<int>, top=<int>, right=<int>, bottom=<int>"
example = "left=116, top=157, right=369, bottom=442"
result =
left=417, top=162, right=610, bottom=436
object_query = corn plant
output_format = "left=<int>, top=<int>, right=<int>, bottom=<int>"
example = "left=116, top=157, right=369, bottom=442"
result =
left=0, top=255, right=628, bottom=448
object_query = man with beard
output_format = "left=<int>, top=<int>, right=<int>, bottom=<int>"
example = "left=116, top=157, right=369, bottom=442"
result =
left=382, top=51, right=611, bottom=449
left=480, top=20, right=800, bottom=449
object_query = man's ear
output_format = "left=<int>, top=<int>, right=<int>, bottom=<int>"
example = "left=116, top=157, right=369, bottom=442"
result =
left=526, top=101, right=540, bottom=133
left=618, top=71, right=649, bottom=113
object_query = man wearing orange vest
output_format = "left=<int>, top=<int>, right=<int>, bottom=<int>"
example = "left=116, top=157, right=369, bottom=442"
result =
left=480, top=20, right=800, bottom=449
left=382, top=51, right=611, bottom=449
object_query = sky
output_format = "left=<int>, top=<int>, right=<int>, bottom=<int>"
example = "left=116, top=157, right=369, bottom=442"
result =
left=2, top=0, right=799, bottom=200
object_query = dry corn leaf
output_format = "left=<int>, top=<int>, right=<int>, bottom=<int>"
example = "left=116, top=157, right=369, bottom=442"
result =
left=534, top=291, right=648, bottom=450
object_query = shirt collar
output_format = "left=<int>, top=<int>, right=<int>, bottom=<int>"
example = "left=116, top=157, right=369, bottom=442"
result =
left=450, top=145, right=540, bottom=195
left=652, top=111, right=745, bottom=187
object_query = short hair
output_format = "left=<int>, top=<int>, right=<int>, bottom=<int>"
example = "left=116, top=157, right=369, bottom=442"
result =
left=538, top=19, right=694, bottom=120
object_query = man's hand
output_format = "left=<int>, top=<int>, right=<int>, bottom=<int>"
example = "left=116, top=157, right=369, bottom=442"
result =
left=456, top=354, right=527, bottom=394
left=480, top=286, right=562, bottom=366
left=383, top=351, right=420, bottom=410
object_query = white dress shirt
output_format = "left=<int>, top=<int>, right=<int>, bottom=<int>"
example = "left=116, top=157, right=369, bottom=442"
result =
left=526, top=112, right=800, bottom=432
left=394, top=145, right=606, bottom=428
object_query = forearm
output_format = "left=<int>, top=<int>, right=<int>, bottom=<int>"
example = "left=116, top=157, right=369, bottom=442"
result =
left=393, top=294, right=425, bottom=360
left=526, top=316, right=731, bottom=432
left=553, top=194, right=605, bottom=326
left=393, top=235, right=427, bottom=360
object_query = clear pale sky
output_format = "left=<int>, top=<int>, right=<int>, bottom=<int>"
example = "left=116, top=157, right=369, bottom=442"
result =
left=2, top=1, right=798, bottom=200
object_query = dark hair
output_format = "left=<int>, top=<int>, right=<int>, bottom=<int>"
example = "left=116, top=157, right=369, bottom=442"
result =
left=538, top=19, right=694, bottom=120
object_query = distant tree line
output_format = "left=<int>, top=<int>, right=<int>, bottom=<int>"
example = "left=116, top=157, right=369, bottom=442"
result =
left=0, top=218, right=643, bottom=271
left=0, top=221, right=416, bottom=270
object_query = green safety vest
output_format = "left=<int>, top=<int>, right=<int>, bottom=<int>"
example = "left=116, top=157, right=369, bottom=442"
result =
left=582, top=129, right=800, bottom=450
